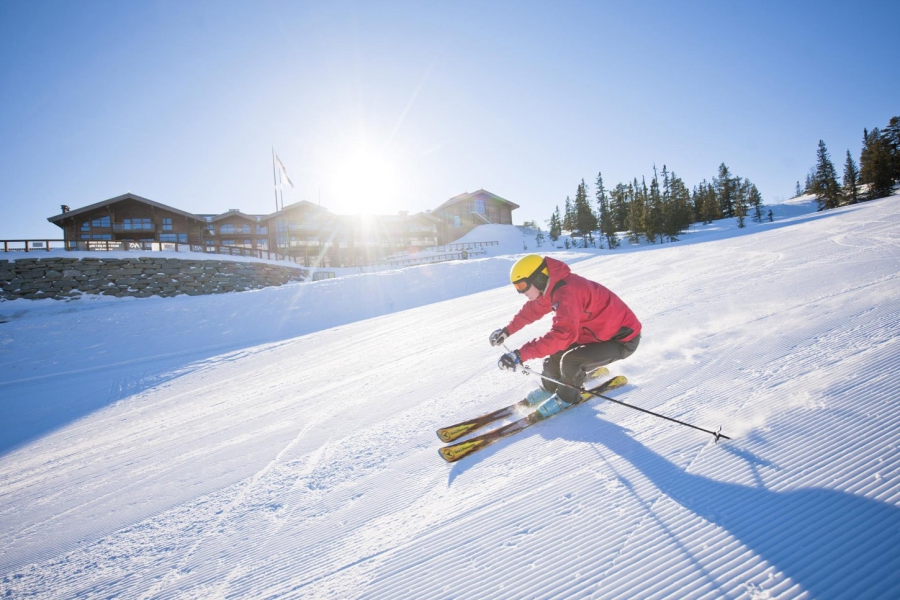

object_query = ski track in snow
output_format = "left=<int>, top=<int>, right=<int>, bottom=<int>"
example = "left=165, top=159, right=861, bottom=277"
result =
left=2, top=198, right=900, bottom=598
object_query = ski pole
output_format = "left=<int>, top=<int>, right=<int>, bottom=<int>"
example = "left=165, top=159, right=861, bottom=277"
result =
left=517, top=363, right=731, bottom=443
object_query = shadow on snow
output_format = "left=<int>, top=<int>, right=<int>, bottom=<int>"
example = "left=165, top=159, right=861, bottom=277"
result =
left=447, top=414, right=900, bottom=598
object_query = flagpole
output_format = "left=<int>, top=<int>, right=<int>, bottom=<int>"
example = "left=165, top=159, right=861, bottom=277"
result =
left=272, top=146, right=279, bottom=213
left=272, top=147, right=281, bottom=253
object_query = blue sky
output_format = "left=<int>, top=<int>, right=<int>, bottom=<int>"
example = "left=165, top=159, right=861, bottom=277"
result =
left=1, top=0, right=897, bottom=238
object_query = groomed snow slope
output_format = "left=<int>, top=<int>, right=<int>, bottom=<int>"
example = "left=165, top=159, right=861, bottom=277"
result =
left=1, top=197, right=899, bottom=599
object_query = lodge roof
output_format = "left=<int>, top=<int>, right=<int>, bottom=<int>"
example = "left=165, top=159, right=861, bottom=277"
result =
left=47, top=193, right=207, bottom=225
left=209, top=210, right=261, bottom=223
left=434, top=189, right=520, bottom=212
left=263, top=200, right=332, bottom=221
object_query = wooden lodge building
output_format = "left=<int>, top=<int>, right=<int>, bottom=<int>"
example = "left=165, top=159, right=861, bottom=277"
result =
left=47, top=189, right=519, bottom=268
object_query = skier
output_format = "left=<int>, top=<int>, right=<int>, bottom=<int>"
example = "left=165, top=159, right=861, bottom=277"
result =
left=489, top=254, right=641, bottom=418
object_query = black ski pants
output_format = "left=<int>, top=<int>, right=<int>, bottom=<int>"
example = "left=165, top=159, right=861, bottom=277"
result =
left=541, top=335, right=640, bottom=405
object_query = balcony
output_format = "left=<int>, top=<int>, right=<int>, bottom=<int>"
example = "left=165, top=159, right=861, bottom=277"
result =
left=113, top=223, right=157, bottom=232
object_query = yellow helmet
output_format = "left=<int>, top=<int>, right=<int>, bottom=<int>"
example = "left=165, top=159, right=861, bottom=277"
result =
left=510, top=254, right=549, bottom=293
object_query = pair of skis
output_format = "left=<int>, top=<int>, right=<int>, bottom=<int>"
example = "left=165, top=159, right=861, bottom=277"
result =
left=437, top=374, right=628, bottom=463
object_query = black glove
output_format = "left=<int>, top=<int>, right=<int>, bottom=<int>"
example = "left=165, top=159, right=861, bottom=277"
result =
left=489, top=327, right=510, bottom=347
left=498, top=349, right=521, bottom=371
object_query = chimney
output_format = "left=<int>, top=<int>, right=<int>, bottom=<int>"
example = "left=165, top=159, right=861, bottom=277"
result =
left=61, top=204, right=70, bottom=213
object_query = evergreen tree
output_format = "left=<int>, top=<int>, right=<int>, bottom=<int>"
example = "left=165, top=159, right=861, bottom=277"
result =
left=715, top=163, right=736, bottom=218
left=695, top=180, right=719, bottom=224
left=842, top=150, right=860, bottom=205
left=547, top=206, right=562, bottom=242
left=563, top=196, right=575, bottom=232
left=795, top=181, right=803, bottom=197
left=860, top=127, right=895, bottom=200
left=645, top=169, right=663, bottom=243
left=691, top=184, right=703, bottom=223
left=626, top=180, right=643, bottom=244
left=664, top=172, right=693, bottom=241
left=748, top=184, right=764, bottom=223
left=813, top=140, right=842, bottom=210
left=883, top=116, right=900, bottom=182
left=573, top=179, right=598, bottom=241
left=610, top=183, right=629, bottom=231
left=596, top=171, right=619, bottom=249
left=734, top=178, right=749, bottom=228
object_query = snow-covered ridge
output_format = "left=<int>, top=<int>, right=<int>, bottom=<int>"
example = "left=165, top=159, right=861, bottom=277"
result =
left=1, top=195, right=898, bottom=598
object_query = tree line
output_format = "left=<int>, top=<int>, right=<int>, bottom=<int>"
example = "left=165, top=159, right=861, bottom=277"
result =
left=544, top=164, right=767, bottom=249
left=800, top=115, right=900, bottom=210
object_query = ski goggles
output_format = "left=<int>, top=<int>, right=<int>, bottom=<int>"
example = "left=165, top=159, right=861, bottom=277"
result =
left=513, top=279, right=531, bottom=293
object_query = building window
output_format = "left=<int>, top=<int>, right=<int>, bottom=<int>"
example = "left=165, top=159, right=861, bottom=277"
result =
left=472, top=199, right=486, bottom=214
left=123, top=218, right=152, bottom=231
left=162, top=218, right=173, bottom=231
left=83, top=216, right=110, bottom=230
left=160, top=233, right=188, bottom=243
left=220, top=223, right=251, bottom=234
left=454, top=215, right=461, bottom=228
left=256, top=224, right=267, bottom=234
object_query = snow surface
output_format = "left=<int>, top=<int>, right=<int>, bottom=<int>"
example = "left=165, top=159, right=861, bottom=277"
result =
left=1, top=196, right=899, bottom=598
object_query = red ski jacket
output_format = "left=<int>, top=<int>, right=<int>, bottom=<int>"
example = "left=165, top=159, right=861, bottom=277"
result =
left=506, top=257, right=641, bottom=362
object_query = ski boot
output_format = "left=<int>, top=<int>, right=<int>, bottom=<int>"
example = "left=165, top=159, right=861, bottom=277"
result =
left=535, top=393, right=572, bottom=419
left=524, top=388, right=554, bottom=406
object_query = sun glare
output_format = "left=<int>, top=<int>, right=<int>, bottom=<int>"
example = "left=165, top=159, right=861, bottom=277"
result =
left=327, top=145, right=403, bottom=215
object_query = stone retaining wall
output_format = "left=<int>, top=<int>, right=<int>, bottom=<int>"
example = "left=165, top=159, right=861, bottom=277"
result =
left=0, top=256, right=309, bottom=301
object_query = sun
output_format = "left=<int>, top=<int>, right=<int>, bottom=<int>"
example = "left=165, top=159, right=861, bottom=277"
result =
left=327, top=144, right=403, bottom=214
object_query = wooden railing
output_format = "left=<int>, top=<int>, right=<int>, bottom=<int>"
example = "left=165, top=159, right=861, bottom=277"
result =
left=422, top=240, right=499, bottom=253
left=0, top=239, right=305, bottom=266
left=380, top=249, right=485, bottom=268
left=0, top=239, right=67, bottom=252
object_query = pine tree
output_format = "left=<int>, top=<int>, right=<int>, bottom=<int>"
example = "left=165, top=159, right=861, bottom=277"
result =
left=547, top=206, right=562, bottom=242
left=626, top=180, right=643, bottom=244
left=734, top=178, right=749, bottom=228
left=883, top=116, right=900, bottom=182
left=563, top=196, right=575, bottom=232
left=573, top=179, right=598, bottom=241
left=842, top=150, right=860, bottom=205
left=748, top=184, right=764, bottom=223
left=610, top=183, right=629, bottom=231
left=795, top=181, right=803, bottom=197
left=859, top=127, right=894, bottom=200
left=596, top=171, right=619, bottom=249
left=664, top=172, right=693, bottom=241
left=694, top=180, right=719, bottom=224
left=813, top=140, right=842, bottom=210
left=861, top=127, right=895, bottom=200
left=715, top=163, right=736, bottom=218
left=645, top=170, right=663, bottom=243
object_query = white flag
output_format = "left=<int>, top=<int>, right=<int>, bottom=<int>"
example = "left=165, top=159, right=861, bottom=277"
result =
left=274, top=153, right=295, bottom=189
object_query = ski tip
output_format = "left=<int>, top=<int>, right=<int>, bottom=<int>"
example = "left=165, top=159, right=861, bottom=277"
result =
left=438, top=447, right=462, bottom=463
left=439, top=438, right=486, bottom=463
